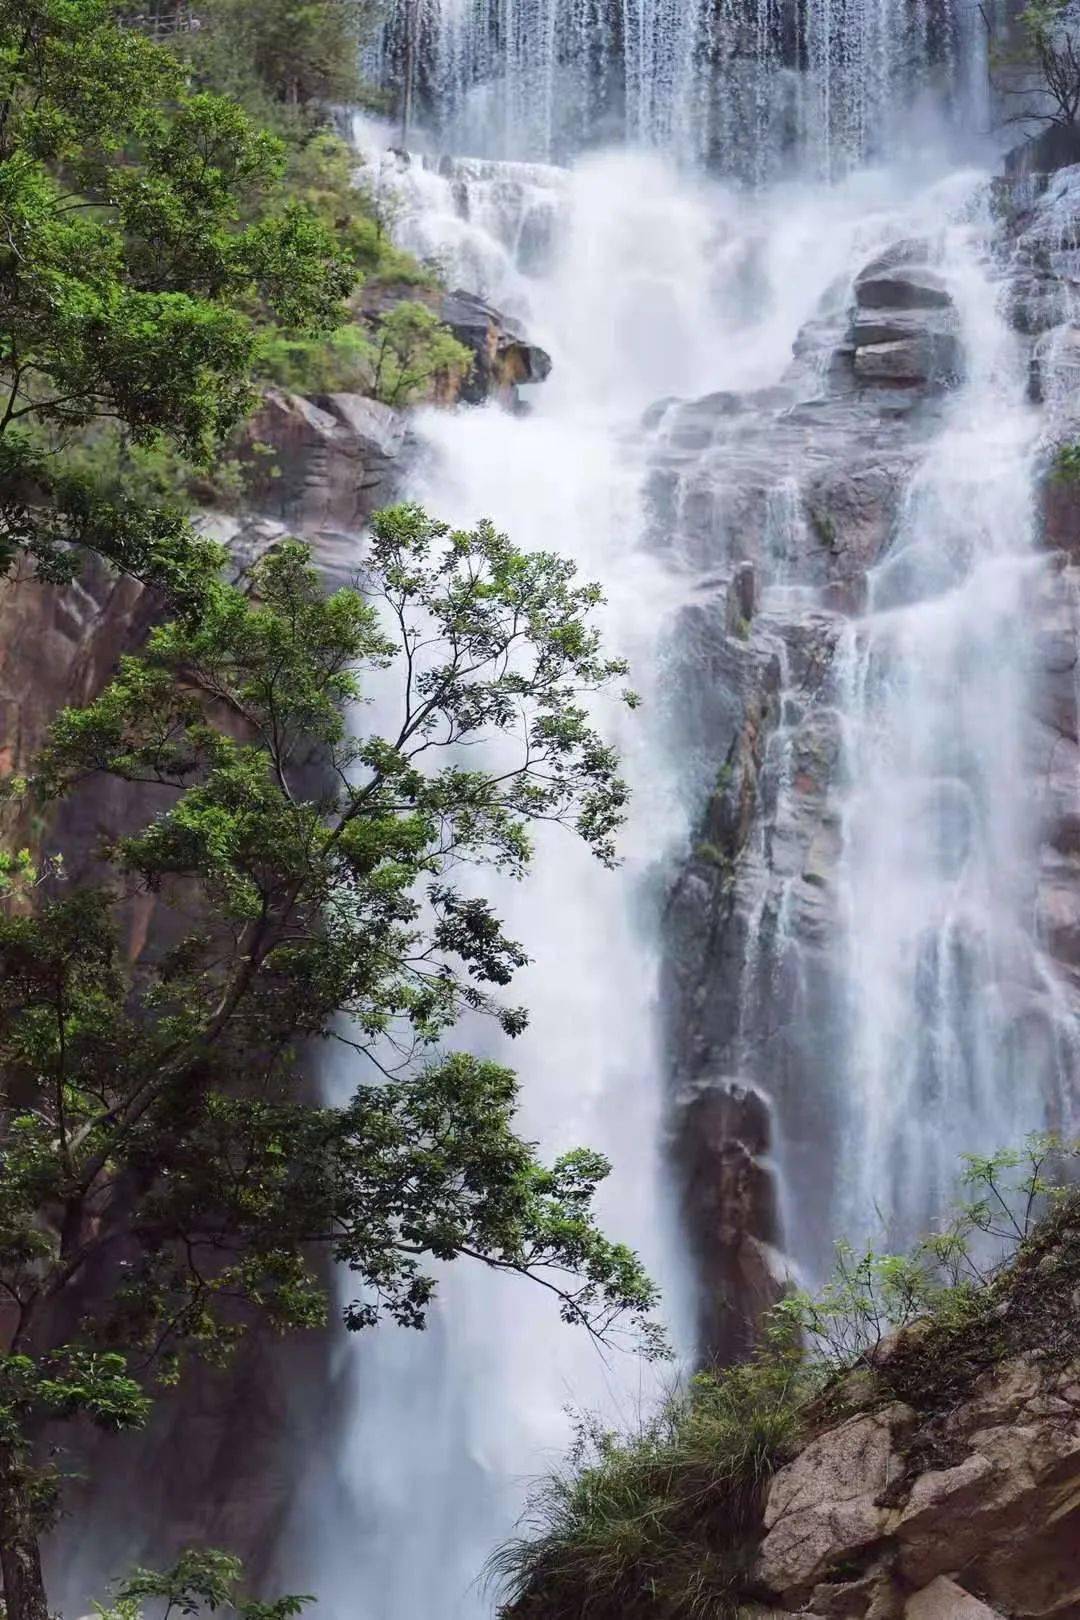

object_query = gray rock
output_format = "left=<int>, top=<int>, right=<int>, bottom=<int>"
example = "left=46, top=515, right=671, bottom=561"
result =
left=854, top=267, right=952, bottom=311
left=853, top=333, right=961, bottom=389
left=438, top=287, right=553, bottom=402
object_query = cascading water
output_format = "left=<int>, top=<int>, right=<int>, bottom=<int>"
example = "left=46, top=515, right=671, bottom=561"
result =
left=282, top=4, right=1080, bottom=1615
left=378, top=0, right=983, bottom=175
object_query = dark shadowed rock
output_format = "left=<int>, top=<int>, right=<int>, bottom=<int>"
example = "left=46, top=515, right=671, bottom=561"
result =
left=853, top=332, right=961, bottom=389
left=854, top=266, right=951, bottom=311
left=1005, top=121, right=1080, bottom=181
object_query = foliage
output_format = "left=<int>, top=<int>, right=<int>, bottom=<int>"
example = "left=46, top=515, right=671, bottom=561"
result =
left=491, top=1337, right=808, bottom=1620
left=0, top=0, right=354, bottom=593
left=776, top=1134, right=1080, bottom=1370
left=97, top=1549, right=310, bottom=1620
left=1054, top=440, right=1080, bottom=482
left=0, top=505, right=658, bottom=1616
left=172, top=0, right=385, bottom=127
left=257, top=301, right=474, bottom=404
left=364, top=302, right=474, bottom=406
left=992, top=0, right=1080, bottom=128
left=280, top=133, right=430, bottom=288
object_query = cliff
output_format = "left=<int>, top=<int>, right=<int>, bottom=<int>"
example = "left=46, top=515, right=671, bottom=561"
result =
left=501, top=1191, right=1080, bottom=1620
left=659, top=150, right=1080, bottom=1366
left=23, top=389, right=410, bottom=1611
left=756, top=1197, right=1080, bottom=1618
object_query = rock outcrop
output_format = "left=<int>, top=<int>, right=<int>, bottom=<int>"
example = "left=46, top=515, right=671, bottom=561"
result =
left=655, top=235, right=957, bottom=1360
left=755, top=1351, right=1080, bottom=1619
left=357, top=280, right=552, bottom=406
left=237, top=388, right=407, bottom=537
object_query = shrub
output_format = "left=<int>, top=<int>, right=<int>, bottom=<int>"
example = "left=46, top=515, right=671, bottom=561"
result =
left=490, top=1339, right=808, bottom=1619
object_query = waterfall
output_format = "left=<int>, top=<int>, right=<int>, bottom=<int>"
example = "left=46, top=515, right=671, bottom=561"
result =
left=379, top=0, right=983, bottom=175
left=831, top=208, right=1049, bottom=1254
left=279, top=1, right=1080, bottom=1612
left=284, top=139, right=717, bottom=1618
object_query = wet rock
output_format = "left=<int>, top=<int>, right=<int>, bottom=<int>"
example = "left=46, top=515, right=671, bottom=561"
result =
left=856, top=239, right=936, bottom=278
left=357, top=280, right=552, bottom=405
left=850, top=309, right=955, bottom=348
left=1029, top=324, right=1080, bottom=407
left=1005, top=121, right=1080, bottom=181
left=852, top=332, right=961, bottom=389
left=437, top=287, right=553, bottom=402
left=854, top=267, right=952, bottom=311
left=674, top=1077, right=783, bottom=1362
left=728, top=560, right=758, bottom=628
left=905, top=1578, right=1004, bottom=1620
left=238, top=388, right=406, bottom=535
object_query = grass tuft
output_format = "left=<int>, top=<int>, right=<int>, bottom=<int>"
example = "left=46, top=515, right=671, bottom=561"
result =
left=488, top=1345, right=808, bottom=1619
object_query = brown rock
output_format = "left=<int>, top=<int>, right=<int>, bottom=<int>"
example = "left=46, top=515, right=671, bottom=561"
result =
left=895, top=1357, right=1080, bottom=1608
left=238, top=388, right=406, bottom=535
left=758, top=1406, right=913, bottom=1601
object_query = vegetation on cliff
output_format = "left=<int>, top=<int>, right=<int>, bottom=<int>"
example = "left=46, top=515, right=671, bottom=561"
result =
left=0, top=0, right=470, bottom=593
left=494, top=1139, right=1080, bottom=1619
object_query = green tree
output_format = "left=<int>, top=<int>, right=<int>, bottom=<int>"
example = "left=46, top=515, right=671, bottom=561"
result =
left=993, top=0, right=1080, bottom=129
left=174, top=0, right=384, bottom=122
left=366, top=301, right=475, bottom=406
left=97, top=1548, right=310, bottom=1620
left=0, top=506, right=659, bottom=1620
left=0, top=0, right=354, bottom=597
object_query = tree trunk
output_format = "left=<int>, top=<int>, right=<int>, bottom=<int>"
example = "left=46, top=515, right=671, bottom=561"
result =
left=0, top=1468, right=49, bottom=1620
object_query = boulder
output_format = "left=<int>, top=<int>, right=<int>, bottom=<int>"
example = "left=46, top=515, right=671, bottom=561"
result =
left=853, top=333, right=961, bottom=389
left=854, top=268, right=952, bottom=311
left=437, top=287, right=552, bottom=403
left=757, top=1405, right=914, bottom=1601
left=894, top=1356, right=1080, bottom=1603
left=755, top=1355, right=1080, bottom=1620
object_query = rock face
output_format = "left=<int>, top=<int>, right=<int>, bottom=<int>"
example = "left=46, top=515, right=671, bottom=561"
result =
left=756, top=1354, right=1080, bottom=1619
left=437, top=287, right=553, bottom=403
left=657, top=171, right=1080, bottom=1365
left=238, top=388, right=407, bottom=536
left=655, top=238, right=952, bottom=1360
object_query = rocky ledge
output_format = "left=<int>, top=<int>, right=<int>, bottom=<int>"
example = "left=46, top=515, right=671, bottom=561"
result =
left=757, top=1351, right=1080, bottom=1618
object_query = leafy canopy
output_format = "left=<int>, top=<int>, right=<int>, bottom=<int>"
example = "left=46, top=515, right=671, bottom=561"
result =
left=0, top=507, right=660, bottom=1600
left=0, top=0, right=354, bottom=592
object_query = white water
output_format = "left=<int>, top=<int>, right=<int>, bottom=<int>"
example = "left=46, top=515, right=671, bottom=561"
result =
left=830, top=191, right=1072, bottom=1257
left=287, top=140, right=712, bottom=1619
left=279, top=105, right=1080, bottom=1614
left=279, top=12, right=1080, bottom=1615
left=379, top=0, right=985, bottom=175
